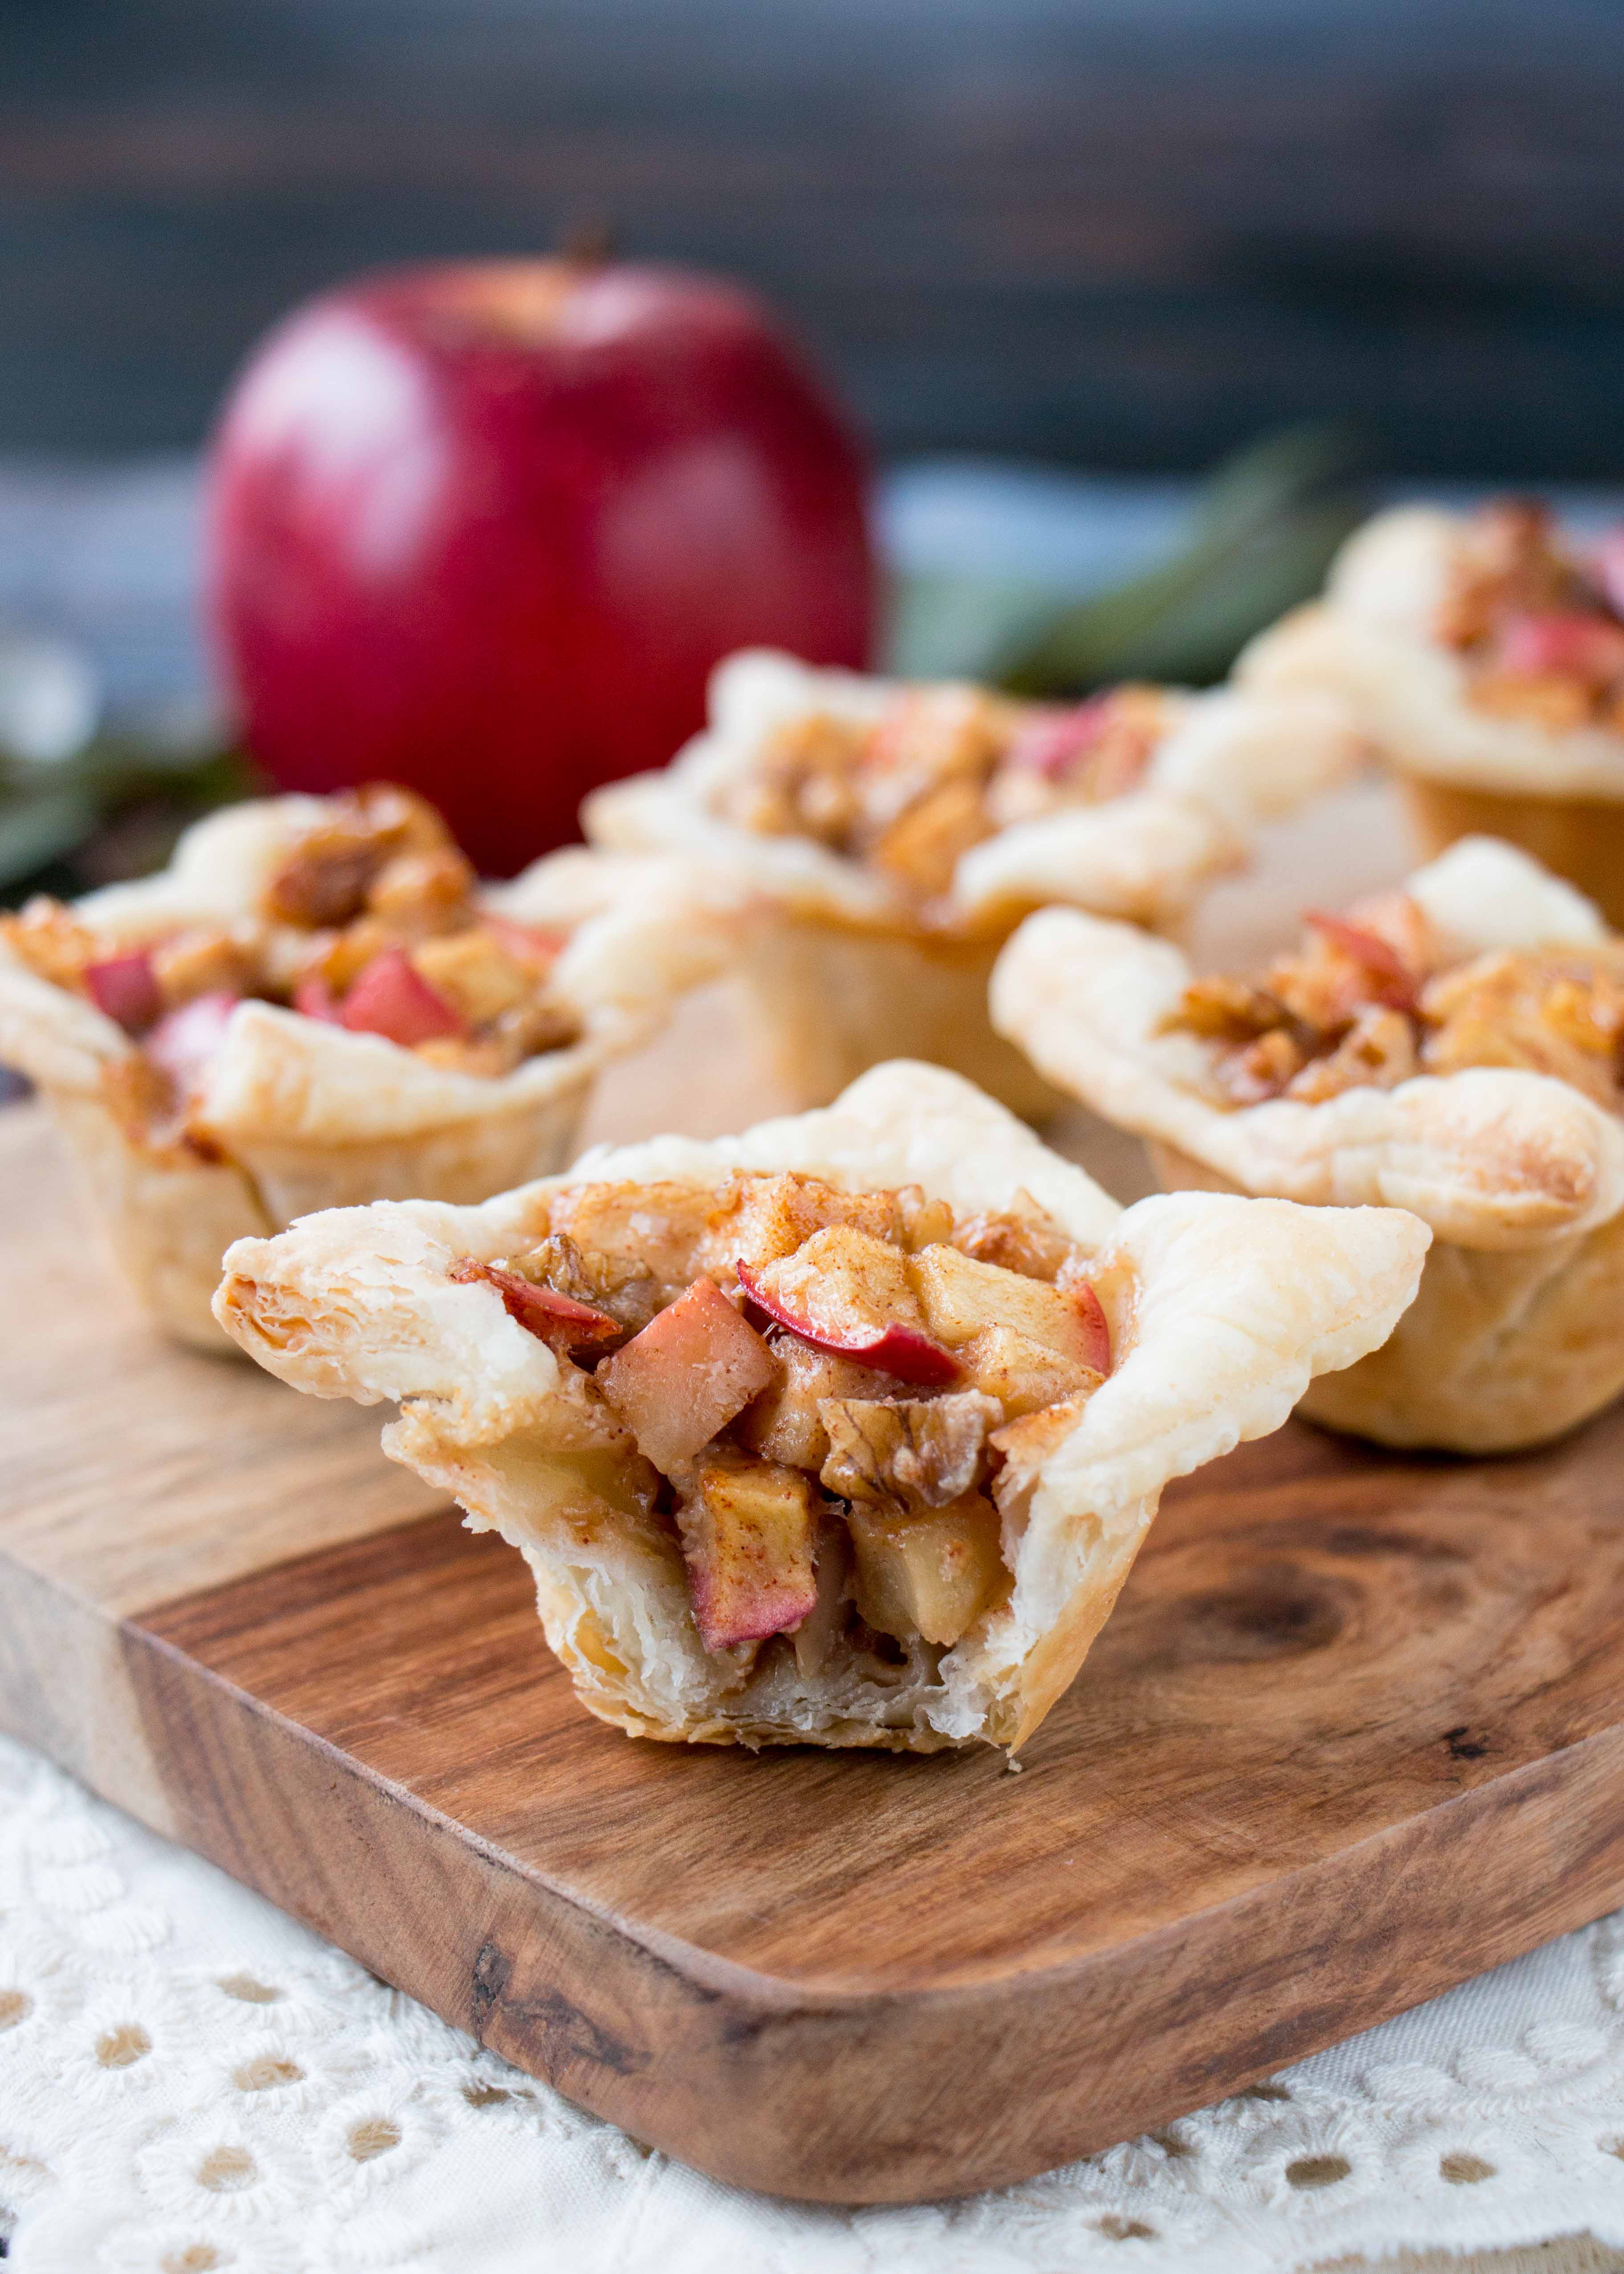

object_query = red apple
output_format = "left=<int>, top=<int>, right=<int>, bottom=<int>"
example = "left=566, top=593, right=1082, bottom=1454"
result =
left=204, top=258, right=875, bottom=874
left=735, top=1259, right=961, bottom=1387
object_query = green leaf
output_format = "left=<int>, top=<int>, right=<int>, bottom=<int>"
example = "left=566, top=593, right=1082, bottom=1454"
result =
left=0, top=783, right=103, bottom=891
left=996, top=422, right=1371, bottom=697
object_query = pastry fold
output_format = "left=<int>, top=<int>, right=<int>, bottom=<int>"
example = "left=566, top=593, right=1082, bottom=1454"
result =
left=991, top=837, right=1624, bottom=1452
left=214, top=1063, right=1426, bottom=1752
left=1239, top=507, right=1624, bottom=801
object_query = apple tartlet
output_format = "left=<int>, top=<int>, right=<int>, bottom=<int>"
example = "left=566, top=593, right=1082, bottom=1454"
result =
left=0, top=786, right=734, bottom=1350
left=992, top=835, right=1624, bottom=1452
left=1238, top=497, right=1624, bottom=923
left=584, top=647, right=1358, bottom=1118
left=214, top=1062, right=1425, bottom=1752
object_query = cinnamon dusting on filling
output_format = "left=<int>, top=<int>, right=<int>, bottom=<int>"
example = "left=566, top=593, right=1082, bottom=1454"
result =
left=1166, top=885, right=1624, bottom=1111
left=714, top=683, right=1170, bottom=908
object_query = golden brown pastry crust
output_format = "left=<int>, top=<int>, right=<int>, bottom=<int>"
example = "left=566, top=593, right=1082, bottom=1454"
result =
left=0, top=798, right=741, bottom=1347
left=214, top=1062, right=1427, bottom=1750
left=991, top=837, right=1624, bottom=1452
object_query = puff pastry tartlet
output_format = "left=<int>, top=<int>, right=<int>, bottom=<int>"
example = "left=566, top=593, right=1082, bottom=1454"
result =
left=993, top=836, right=1624, bottom=1453
left=214, top=1062, right=1425, bottom=1751
left=1239, top=498, right=1624, bottom=923
left=584, top=647, right=1358, bottom=1118
left=0, top=787, right=734, bottom=1349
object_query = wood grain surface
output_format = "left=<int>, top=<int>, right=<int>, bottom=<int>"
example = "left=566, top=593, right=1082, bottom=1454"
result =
left=9, top=1043, right=1624, bottom=2196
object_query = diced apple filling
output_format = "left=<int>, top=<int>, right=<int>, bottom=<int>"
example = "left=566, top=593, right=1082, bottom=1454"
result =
left=677, top=1449, right=819, bottom=1652
left=847, top=1494, right=1006, bottom=1648
left=451, top=1167, right=1116, bottom=1669
left=1165, top=879, right=1624, bottom=1111
left=599, top=1277, right=778, bottom=1473
left=714, top=681, right=1170, bottom=906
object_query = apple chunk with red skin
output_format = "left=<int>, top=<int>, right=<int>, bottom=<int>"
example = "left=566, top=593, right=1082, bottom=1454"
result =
left=85, top=950, right=163, bottom=1036
left=448, top=1256, right=621, bottom=1356
left=737, top=1226, right=958, bottom=1387
left=597, top=1275, right=778, bottom=1476
left=337, top=948, right=467, bottom=1045
left=678, top=1448, right=819, bottom=1653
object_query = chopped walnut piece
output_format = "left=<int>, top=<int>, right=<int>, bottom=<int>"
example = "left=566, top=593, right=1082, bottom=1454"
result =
left=1223, top=1026, right=1310, bottom=1103
left=861, top=686, right=1007, bottom=812
left=262, top=827, right=382, bottom=930
left=506, top=1233, right=663, bottom=1333
left=364, top=847, right=476, bottom=933
left=818, top=1390, right=999, bottom=1510
left=1285, top=1006, right=1419, bottom=1102
left=262, top=784, right=455, bottom=929
left=1419, top=949, right=1624, bottom=1109
left=409, top=929, right=536, bottom=1027
left=548, top=1179, right=719, bottom=1302
left=950, top=1196, right=1072, bottom=1281
left=865, top=775, right=993, bottom=900
left=1164, top=976, right=1286, bottom=1044
left=720, top=711, right=871, bottom=846
left=151, top=928, right=258, bottom=1009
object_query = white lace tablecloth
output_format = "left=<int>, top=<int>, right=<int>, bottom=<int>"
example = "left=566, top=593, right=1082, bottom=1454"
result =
left=6, top=1733, right=1624, bottom=2273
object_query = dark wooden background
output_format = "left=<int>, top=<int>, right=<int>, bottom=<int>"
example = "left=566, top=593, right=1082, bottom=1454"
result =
left=5, top=0, right=1624, bottom=472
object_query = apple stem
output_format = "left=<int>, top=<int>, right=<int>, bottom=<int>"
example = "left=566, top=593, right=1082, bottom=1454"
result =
left=556, top=216, right=618, bottom=266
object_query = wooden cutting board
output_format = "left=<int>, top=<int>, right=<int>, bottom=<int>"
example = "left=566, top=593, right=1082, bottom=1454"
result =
left=9, top=1096, right=1624, bottom=2207
left=7, top=785, right=1624, bottom=2205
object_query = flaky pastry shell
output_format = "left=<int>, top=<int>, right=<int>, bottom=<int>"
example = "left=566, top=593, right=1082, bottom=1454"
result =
left=583, top=649, right=1358, bottom=1114
left=213, top=1062, right=1426, bottom=1753
left=1237, top=506, right=1624, bottom=919
left=991, top=837, right=1624, bottom=1452
left=0, top=798, right=739, bottom=1351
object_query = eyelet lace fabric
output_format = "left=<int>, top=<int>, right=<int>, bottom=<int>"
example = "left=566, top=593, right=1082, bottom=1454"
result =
left=6, top=1732, right=1624, bottom=2274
